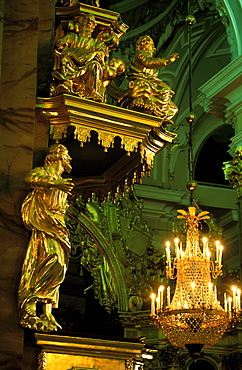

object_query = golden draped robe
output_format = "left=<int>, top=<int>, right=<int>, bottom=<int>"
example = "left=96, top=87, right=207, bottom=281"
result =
left=18, top=167, right=71, bottom=311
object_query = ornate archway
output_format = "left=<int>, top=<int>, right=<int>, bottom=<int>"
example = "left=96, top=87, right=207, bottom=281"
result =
left=65, top=189, right=159, bottom=317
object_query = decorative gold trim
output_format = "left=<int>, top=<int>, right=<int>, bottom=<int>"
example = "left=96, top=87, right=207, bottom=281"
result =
left=37, top=350, right=47, bottom=370
left=35, top=333, right=144, bottom=360
left=74, top=126, right=91, bottom=145
left=37, top=95, right=177, bottom=169
left=56, top=3, right=128, bottom=38
left=125, top=359, right=133, bottom=370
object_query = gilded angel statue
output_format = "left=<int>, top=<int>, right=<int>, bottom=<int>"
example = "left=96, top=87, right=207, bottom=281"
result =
left=119, top=35, right=179, bottom=125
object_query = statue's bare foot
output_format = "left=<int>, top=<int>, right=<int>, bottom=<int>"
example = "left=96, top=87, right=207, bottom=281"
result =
left=19, top=301, right=61, bottom=332
left=20, top=313, right=45, bottom=331
left=19, top=313, right=61, bottom=332
left=19, top=300, right=40, bottom=330
left=39, top=312, right=62, bottom=331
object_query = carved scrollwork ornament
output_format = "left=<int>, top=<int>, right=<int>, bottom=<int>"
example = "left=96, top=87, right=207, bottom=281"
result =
left=128, top=295, right=144, bottom=312
left=125, top=359, right=133, bottom=370
left=125, top=357, right=144, bottom=370
left=223, top=146, right=242, bottom=198
left=66, top=188, right=162, bottom=314
left=37, top=350, right=47, bottom=370
left=142, top=351, right=162, bottom=370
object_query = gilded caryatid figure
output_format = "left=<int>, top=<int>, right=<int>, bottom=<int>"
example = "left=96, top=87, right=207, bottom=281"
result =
left=51, top=13, right=125, bottom=102
left=119, top=35, right=179, bottom=125
left=18, top=144, right=74, bottom=331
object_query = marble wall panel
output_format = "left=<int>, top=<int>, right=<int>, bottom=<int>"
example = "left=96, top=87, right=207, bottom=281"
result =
left=0, top=0, right=54, bottom=368
left=0, top=0, right=3, bottom=80
left=36, top=1, right=55, bottom=97
left=0, top=2, right=39, bottom=109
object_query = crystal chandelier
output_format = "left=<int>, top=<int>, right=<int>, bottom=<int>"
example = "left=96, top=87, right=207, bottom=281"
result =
left=150, top=206, right=242, bottom=357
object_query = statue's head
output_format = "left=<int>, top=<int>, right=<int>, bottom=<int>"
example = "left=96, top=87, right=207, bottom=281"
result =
left=78, top=13, right=97, bottom=34
left=44, top=144, right=72, bottom=173
left=136, top=35, right=156, bottom=55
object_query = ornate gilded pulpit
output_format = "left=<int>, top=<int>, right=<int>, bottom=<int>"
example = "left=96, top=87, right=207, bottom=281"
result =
left=37, top=2, right=177, bottom=201
left=20, top=1, right=178, bottom=369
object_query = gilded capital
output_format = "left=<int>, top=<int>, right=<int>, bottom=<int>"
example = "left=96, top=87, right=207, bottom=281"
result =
left=223, top=146, right=242, bottom=198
